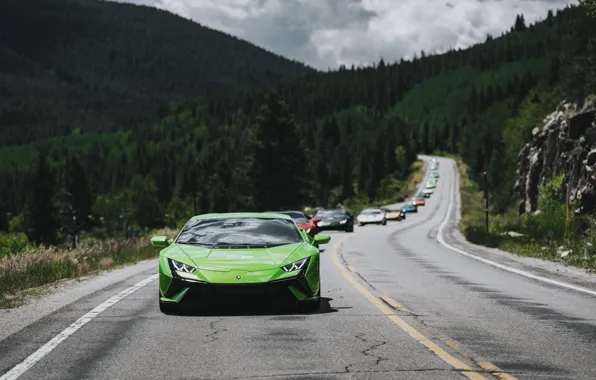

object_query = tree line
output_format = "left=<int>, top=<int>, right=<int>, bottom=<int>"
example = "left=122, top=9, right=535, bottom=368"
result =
left=1, top=2, right=595, bottom=248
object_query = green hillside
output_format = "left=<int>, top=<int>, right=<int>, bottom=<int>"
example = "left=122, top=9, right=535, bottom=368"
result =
left=1, top=1, right=594, bottom=250
left=0, top=0, right=312, bottom=146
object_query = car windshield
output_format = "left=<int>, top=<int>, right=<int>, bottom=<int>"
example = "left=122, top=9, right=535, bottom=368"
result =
left=315, top=210, right=346, bottom=218
left=270, top=211, right=308, bottom=224
left=361, top=210, right=382, bottom=215
left=176, top=218, right=303, bottom=248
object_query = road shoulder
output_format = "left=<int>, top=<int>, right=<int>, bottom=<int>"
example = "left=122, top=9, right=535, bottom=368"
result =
left=441, top=156, right=596, bottom=292
left=0, top=259, right=156, bottom=342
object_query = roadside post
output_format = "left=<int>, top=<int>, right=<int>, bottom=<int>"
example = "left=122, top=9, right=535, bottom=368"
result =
left=564, top=183, right=569, bottom=242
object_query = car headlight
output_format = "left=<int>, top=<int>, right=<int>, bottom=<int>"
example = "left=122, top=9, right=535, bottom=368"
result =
left=168, top=258, right=199, bottom=281
left=305, top=228, right=311, bottom=233
left=282, top=257, right=309, bottom=272
left=339, top=219, right=347, bottom=224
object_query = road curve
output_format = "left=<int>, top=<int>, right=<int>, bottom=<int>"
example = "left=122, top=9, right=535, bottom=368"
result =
left=1, top=158, right=596, bottom=380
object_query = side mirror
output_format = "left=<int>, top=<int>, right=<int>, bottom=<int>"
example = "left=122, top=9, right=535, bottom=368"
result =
left=312, top=217, right=321, bottom=223
left=151, top=236, right=170, bottom=247
left=313, top=234, right=331, bottom=245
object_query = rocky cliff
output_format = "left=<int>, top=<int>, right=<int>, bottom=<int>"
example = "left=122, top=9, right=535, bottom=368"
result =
left=515, top=96, right=596, bottom=215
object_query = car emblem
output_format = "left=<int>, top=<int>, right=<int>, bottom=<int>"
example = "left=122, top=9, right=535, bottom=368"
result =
left=236, top=275, right=242, bottom=280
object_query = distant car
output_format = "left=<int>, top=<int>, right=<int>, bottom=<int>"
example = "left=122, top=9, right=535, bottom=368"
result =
left=153, top=212, right=331, bottom=313
left=382, top=207, right=403, bottom=221
left=266, top=210, right=319, bottom=237
left=401, top=203, right=418, bottom=213
left=313, top=209, right=354, bottom=232
left=422, top=188, right=434, bottom=197
left=426, top=182, right=436, bottom=189
left=412, top=197, right=425, bottom=206
left=431, top=172, right=440, bottom=179
left=357, top=209, right=387, bottom=226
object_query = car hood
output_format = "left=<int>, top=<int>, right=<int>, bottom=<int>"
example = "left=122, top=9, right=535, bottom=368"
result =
left=358, top=214, right=383, bottom=219
left=176, top=243, right=303, bottom=272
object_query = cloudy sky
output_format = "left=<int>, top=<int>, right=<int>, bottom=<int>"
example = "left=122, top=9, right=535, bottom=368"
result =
left=115, top=0, right=578, bottom=70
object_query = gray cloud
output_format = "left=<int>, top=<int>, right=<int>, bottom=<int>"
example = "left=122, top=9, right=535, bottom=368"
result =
left=113, top=0, right=579, bottom=70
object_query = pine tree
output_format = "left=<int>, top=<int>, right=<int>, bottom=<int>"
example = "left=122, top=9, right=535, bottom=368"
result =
left=250, top=90, right=309, bottom=211
left=27, top=153, right=58, bottom=246
left=514, top=15, right=527, bottom=32
left=65, top=156, right=93, bottom=231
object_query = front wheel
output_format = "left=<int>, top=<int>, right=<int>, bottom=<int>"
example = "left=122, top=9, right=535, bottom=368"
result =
left=381, top=220, right=387, bottom=225
left=345, top=225, right=354, bottom=233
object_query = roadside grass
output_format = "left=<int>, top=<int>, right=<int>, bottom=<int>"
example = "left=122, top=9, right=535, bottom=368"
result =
left=0, top=228, right=177, bottom=308
left=344, top=160, right=425, bottom=215
left=456, top=159, right=596, bottom=271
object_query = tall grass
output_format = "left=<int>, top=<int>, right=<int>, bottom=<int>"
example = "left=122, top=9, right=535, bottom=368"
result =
left=0, top=228, right=177, bottom=307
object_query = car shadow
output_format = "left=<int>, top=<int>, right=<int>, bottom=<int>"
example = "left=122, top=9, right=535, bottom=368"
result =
left=165, top=297, right=340, bottom=317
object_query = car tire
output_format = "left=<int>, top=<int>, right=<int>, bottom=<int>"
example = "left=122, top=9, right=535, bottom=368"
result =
left=358, top=223, right=364, bottom=227
left=346, top=225, right=354, bottom=233
left=381, top=220, right=387, bottom=226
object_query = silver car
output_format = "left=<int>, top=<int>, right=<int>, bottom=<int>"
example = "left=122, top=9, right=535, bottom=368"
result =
left=357, top=208, right=387, bottom=226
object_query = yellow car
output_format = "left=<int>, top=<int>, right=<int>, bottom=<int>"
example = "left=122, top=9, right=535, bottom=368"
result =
left=382, top=208, right=403, bottom=221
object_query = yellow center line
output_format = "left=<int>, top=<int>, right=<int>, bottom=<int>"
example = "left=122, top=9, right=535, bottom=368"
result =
left=379, top=295, right=406, bottom=312
left=479, top=362, right=518, bottom=380
left=331, top=239, right=488, bottom=380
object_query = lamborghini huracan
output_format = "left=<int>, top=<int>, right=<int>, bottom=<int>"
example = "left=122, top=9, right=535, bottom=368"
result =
left=152, top=213, right=331, bottom=313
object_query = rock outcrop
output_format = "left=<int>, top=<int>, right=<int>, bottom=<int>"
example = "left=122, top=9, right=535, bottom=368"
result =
left=515, top=96, right=596, bottom=215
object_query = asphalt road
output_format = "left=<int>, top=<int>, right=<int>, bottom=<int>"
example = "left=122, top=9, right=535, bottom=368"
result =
left=2, top=157, right=596, bottom=380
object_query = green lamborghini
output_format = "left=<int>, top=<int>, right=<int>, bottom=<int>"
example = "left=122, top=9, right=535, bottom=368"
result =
left=152, top=212, right=331, bottom=313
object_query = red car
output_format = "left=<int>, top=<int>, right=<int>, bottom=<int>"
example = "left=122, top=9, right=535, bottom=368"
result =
left=267, top=210, right=320, bottom=237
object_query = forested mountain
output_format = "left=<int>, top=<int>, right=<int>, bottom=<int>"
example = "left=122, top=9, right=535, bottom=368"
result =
left=0, top=0, right=312, bottom=146
left=1, top=0, right=594, bottom=248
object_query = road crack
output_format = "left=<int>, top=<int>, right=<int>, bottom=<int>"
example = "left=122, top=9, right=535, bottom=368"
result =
left=197, top=367, right=485, bottom=380
left=205, top=318, right=227, bottom=342
left=344, top=333, right=389, bottom=372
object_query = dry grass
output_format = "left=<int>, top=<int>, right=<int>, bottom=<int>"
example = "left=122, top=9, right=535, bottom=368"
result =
left=406, top=160, right=425, bottom=195
left=0, top=229, right=177, bottom=308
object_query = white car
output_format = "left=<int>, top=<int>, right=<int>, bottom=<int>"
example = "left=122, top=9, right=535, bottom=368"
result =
left=422, top=188, right=434, bottom=197
left=357, top=209, right=387, bottom=226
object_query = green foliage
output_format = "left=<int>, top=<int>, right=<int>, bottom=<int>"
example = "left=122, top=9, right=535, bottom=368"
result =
left=560, top=1, right=596, bottom=102
left=520, top=175, right=571, bottom=243
left=25, top=153, right=58, bottom=246
left=0, top=0, right=311, bottom=147
left=250, top=90, right=310, bottom=211
left=93, top=191, right=136, bottom=238
left=165, top=198, right=193, bottom=229
left=0, top=2, right=592, bottom=259
left=0, top=233, right=30, bottom=258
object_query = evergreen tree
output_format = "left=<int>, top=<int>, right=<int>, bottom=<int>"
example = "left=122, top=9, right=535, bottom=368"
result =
left=514, top=14, right=527, bottom=31
left=250, top=90, right=309, bottom=211
left=64, top=156, right=94, bottom=232
left=27, top=153, right=58, bottom=246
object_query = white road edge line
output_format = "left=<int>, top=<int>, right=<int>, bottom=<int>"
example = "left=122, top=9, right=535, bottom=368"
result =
left=436, top=159, right=596, bottom=298
left=0, top=274, right=158, bottom=380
